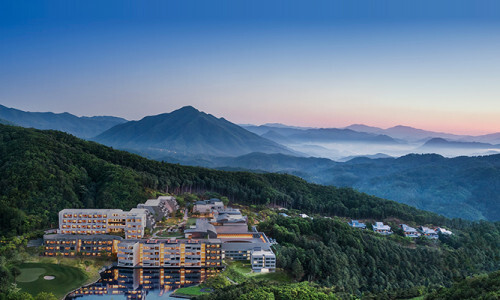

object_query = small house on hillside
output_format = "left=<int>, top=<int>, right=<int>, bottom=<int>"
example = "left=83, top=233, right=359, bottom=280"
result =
left=400, top=224, right=420, bottom=238
left=373, top=222, right=392, bottom=235
left=348, top=220, right=366, bottom=229
left=419, top=226, right=438, bottom=239
left=436, top=227, right=452, bottom=235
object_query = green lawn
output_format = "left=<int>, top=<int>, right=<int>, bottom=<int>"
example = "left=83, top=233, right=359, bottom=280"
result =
left=174, top=285, right=209, bottom=296
left=224, top=260, right=292, bottom=283
left=16, top=262, right=88, bottom=299
left=157, top=231, right=183, bottom=238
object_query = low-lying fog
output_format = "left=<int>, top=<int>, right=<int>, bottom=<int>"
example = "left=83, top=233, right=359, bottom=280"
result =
left=286, top=142, right=500, bottom=161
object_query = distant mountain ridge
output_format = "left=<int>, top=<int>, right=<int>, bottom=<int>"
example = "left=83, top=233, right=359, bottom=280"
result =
left=94, top=106, right=294, bottom=157
left=421, top=137, right=500, bottom=149
left=0, top=104, right=127, bottom=139
left=177, top=151, right=500, bottom=221
left=243, top=124, right=400, bottom=144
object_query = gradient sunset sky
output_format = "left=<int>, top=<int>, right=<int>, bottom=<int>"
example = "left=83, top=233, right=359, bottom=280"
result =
left=1, top=0, right=499, bottom=135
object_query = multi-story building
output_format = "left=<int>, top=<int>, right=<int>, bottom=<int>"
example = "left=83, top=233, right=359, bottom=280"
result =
left=43, top=234, right=122, bottom=257
left=58, top=208, right=148, bottom=239
left=250, top=247, right=276, bottom=273
left=193, top=199, right=224, bottom=216
left=137, top=196, right=179, bottom=221
left=68, top=267, right=221, bottom=299
left=117, top=239, right=223, bottom=268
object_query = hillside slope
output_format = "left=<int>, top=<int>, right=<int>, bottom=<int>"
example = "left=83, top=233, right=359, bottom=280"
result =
left=94, top=106, right=293, bottom=157
left=0, top=123, right=444, bottom=236
left=193, top=152, right=500, bottom=221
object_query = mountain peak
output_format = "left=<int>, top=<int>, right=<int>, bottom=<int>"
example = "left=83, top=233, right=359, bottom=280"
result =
left=174, top=106, right=200, bottom=114
left=94, top=106, right=293, bottom=157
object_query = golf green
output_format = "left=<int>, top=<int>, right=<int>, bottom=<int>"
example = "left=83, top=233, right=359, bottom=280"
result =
left=16, top=263, right=88, bottom=298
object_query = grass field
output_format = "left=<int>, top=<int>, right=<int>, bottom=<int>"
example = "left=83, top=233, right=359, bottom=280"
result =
left=224, top=261, right=292, bottom=283
left=174, top=285, right=210, bottom=296
left=16, top=262, right=88, bottom=299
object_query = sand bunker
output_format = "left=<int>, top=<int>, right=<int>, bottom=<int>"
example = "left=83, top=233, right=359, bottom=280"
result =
left=43, top=275, right=55, bottom=280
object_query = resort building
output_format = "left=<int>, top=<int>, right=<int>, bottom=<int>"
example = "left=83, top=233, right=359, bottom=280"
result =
left=373, top=222, right=393, bottom=235
left=348, top=220, right=367, bottom=229
left=45, top=195, right=275, bottom=272
left=68, top=267, right=221, bottom=298
left=250, top=247, right=276, bottom=273
left=193, top=199, right=224, bottom=216
left=137, top=196, right=179, bottom=221
left=400, top=224, right=420, bottom=238
left=58, top=208, right=148, bottom=239
left=43, top=234, right=122, bottom=257
left=116, top=239, right=223, bottom=268
left=184, top=219, right=218, bottom=239
left=419, top=226, right=439, bottom=239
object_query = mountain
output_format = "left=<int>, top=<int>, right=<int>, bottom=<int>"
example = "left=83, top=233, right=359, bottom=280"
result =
left=243, top=124, right=399, bottom=144
left=0, top=104, right=127, bottom=138
left=461, top=132, right=500, bottom=144
left=169, top=151, right=500, bottom=221
left=0, top=123, right=442, bottom=237
left=338, top=153, right=393, bottom=162
left=2, top=124, right=500, bottom=298
left=94, top=106, right=295, bottom=158
left=287, top=128, right=399, bottom=144
left=344, top=124, right=385, bottom=134
left=420, top=137, right=500, bottom=150
left=0, top=118, right=15, bottom=125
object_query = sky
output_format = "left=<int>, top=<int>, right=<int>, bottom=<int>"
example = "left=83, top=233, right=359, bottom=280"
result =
left=1, top=1, right=500, bottom=135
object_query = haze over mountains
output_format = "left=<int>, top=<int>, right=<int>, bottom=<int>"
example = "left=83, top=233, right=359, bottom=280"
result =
left=243, top=123, right=500, bottom=159
left=1, top=103, right=499, bottom=220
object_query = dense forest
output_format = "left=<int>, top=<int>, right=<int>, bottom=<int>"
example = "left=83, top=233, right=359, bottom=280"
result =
left=198, top=281, right=339, bottom=300
left=0, top=124, right=446, bottom=237
left=426, top=270, right=500, bottom=299
left=257, top=216, right=500, bottom=296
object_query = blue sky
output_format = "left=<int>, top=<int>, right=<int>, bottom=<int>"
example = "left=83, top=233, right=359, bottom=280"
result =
left=1, top=0, right=499, bottom=134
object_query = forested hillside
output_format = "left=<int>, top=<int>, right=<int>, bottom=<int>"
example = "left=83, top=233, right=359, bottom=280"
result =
left=204, top=152, right=500, bottom=221
left=258, top=216, right=500, bottom=296
left=0, top=124, right=445, bottom=237
left=1, top=124, right=500, bottom=298
left=426, top=270, right=500, bottom=299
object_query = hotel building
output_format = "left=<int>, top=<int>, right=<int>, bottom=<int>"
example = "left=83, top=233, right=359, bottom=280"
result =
left=117, top=239, right=223, bottom=268
left=43, top=234, right=123, bottom=257
left=58, top=208, right=148, bottom=239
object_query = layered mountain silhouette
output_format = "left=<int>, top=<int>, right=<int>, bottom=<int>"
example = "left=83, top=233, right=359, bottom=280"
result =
left=420, top=138, right=500, bottom=149
left=0, top=104, right=127, bottom=138
left=243, top=124, right=399, bottom=144
left=94, top=106, right=294, bottom=157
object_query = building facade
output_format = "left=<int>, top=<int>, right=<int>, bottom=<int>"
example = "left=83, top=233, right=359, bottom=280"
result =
left=43, top=234, right=122, bottom=257
left=58, top=208, right=148, bottom=239
left=250, top=248, right=276, bottom=273
left=117, top=239, right=223, bottom=268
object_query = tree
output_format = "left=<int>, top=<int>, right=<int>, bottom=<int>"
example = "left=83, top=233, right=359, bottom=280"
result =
left=292, top=258, right=304, bottom=281
left=34, top=292, right=58, bottom=300
left=221, top=196, right=229, bottom=206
